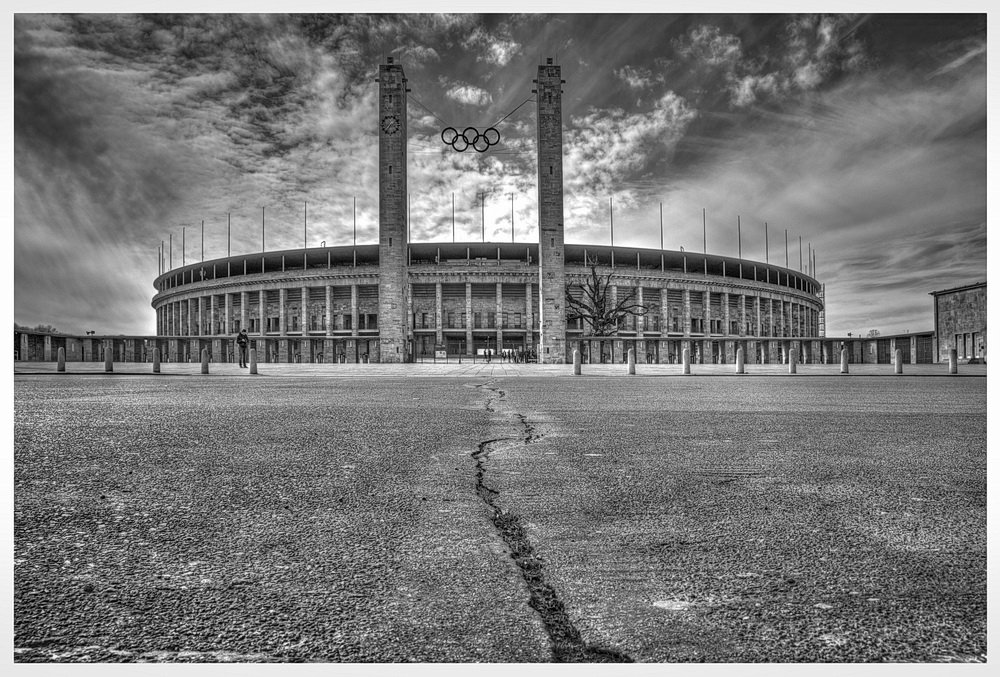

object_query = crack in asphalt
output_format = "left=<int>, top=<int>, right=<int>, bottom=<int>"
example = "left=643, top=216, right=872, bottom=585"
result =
left=471, top=382, right=633, bottom=664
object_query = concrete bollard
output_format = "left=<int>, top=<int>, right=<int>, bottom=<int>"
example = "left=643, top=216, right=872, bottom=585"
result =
left=104, top=349, right=113, bottom=373
left=840, top=349, right=849, bottom=374
left=682, top=348, right=691, bottom=375
left=627, top=348, right=635, bottom=375
left=249, top=348, right=258, bottom=375
left=736, top=347, right=744, bottom=374
left=788, top=350, right=797, bottom=374
left=57, top=347, right=65, bottom=372
left=949, top=349, right=958, bottom=375
left=153, top=348, right=161, bottom=373
left=573, top=349, right=581, bottom=375
left=894, top=349, right=903, bottom=375
left=201, top=348, right=210, bottom=374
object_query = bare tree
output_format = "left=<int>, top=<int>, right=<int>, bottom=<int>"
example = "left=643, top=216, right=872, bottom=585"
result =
left=565, top=256, right=648, bottom=336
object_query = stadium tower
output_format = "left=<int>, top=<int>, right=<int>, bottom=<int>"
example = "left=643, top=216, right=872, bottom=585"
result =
left=534, top=58, right=567, bottom=364
left=377, top=57, right=409, bottom=363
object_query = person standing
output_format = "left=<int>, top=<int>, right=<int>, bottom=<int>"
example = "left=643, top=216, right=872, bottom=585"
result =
left=236, top=329, right=249, bottom=368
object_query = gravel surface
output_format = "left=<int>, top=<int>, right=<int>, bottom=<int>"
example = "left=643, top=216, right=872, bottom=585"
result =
left=13, top=373, right=986, bottom=663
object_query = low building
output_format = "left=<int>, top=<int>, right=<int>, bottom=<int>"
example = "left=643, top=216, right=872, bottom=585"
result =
left=931, top=281, right=986, bottom=362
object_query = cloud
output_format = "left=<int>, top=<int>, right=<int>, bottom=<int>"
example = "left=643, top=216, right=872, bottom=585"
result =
left=674, top=16, right=872, bottom=108
left=615, top=65, right=664, bottom=90
left=562, top=92, right=697, bottom=240
left=463, top=25, right=521, bottom=67
left=445, top=83, right=493, bottom=107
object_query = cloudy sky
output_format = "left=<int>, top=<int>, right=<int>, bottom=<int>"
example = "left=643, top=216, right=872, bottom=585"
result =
left=12, top=7, right=988, bottom=336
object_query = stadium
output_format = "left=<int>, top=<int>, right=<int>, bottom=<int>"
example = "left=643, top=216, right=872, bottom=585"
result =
left=147, top=56, right=826, bottom=366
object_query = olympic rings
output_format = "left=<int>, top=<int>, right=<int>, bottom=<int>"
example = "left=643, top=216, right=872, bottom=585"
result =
left=441, top=126, right=501, bottom=153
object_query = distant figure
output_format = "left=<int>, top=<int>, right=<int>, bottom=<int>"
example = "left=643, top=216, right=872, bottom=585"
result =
left=236, top=329, right=249, bottom=368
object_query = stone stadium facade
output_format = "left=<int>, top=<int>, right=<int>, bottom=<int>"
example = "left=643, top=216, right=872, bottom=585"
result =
left=146, top=57, right=826, bottom=366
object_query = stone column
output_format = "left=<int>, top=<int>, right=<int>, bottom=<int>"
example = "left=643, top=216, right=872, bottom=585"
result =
left=723, top=292, right=730, bottom=336
left=525, top=282, right=534, bottom=345
left=279, top=288, right=288, bottom=335
left=259, top=290, right=266, bottom=333
left=326, top=285, right=333, bottom=336
left=351, top=285, right=359, bottom=336
left=302, top=286, right=309, bottom=333
left=435, top=282, right=443, bottom=345
left=661, top=286, right=670, bottom=335
left=683, top=289, right=691, bottom=335
left=224, top=293, right=232, bottom=335
left=636, top=287, right=644, bottom=334
left=703, top=290, right=711, bottom=338
left=496, top=282, right=503, bottom=353
left=198, top=297, right=206, bottom=336
left=466, top=282, right=473, bottom=354
left=240, top=291, right=248, bottom=333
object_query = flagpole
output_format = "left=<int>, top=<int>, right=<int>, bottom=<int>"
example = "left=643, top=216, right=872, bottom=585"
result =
left=201, top=220, right=204, bottom=261
left=182, top=226, right=185, bottom=266
left=659, top=202, right=663, bottom=250
left=353, top=197, right=357, bottom=246
left=304, top=201, right=308, bottom=249
left=737, top=215, right=742, bottom=259
left=227, top=214, right=231, bottom=257
left=511, top=193, right=515, bottom=242
left=610, top=197, right=614, bottom=247
left=169, top=234, right=172, bottom=269
left=765, top=222, right=769, bottom=264
left=262, top=207, right=265, bottom=252
left=703, top=208, right=707, bottom=254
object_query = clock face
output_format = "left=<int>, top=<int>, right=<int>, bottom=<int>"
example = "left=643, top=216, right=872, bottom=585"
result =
left=381, top=115, right=400, bottom=135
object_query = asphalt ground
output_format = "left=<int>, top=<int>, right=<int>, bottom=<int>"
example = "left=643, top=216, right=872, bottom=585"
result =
left=12, top=370, right=987, bottom=664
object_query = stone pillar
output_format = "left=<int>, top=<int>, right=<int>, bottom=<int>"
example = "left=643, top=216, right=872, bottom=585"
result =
left=240, top=291, right=248, bottom=334
left=525, top=282, right=534, bottom=349
left=435, top=282, right=443, bottom=345
left=224, top=293, right=231, bottom=335
left=465, top=282, right=473, bottom=355
left=377, top=56, right=409, bottom=363
left=326, top=286, right=333, bottom=336
left=209, top=295, right=217, bottom=335
left=703, top=290, right=711, bottom=341
left=636, top=287, right=644, bottom=334
left=573, top=349, right=581, bottom=375
left=350, top=285, right=358, bottom=338
left=496, top=282, right=503, bottom=354
left=198, top=296, right=206, bottom=336
left=259, top=290, right=266, bottom=334
left=279, top=288, right=287, bottom=335
left=683, top=289, right=691, bottom=335
left=723, top=292, right=730, bottom=336
left=300, top=286, right=308, bottom=334
left=535, top=57, right=566, bottom=364
left=661, top=287, right=670, bottom=336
